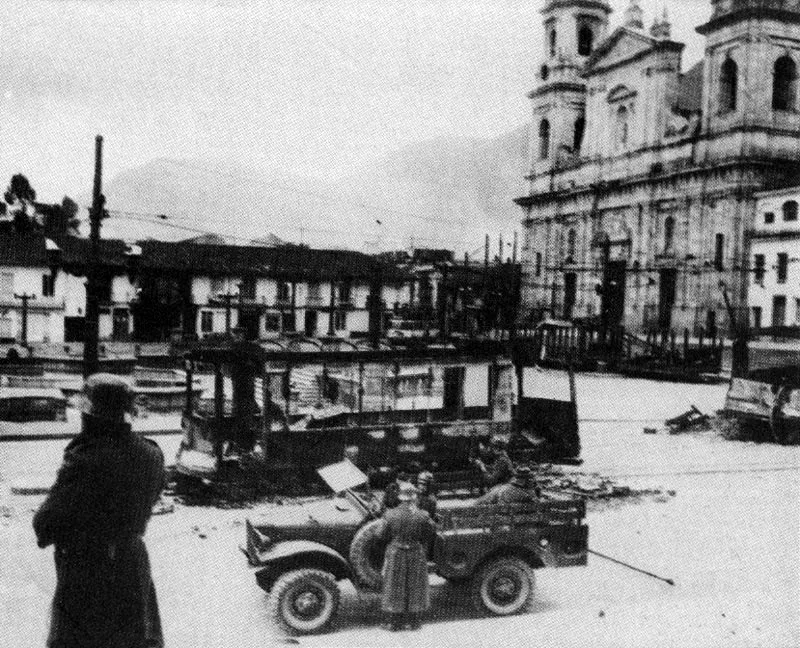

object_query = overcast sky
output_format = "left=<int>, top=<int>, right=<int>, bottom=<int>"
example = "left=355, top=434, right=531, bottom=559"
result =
left=1, top=0, right=711, bottom=204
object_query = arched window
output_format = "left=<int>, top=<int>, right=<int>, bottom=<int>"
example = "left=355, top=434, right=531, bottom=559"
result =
left=616, top=106, right=629, bottom=146
left=783, top=200, right=798, bottom=222
left=772, top=56, right=798, bottom=111
left=663, top=215, right=675, bottom=252
left=578, top=25, right=594, bottom=56
left=539, top=118, right=551, bottom=160
left=720, top=58, right=738, bottom=113
left=573, top=116, right=586, bottom=152
left=566, top=228, right=577, bottom=262
left=549, top=28, right=557, bottom=58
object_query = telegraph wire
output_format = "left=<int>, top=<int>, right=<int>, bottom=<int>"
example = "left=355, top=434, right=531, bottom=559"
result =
left=157, top=158, right=468, bottom=229
left=109, top=210, right=482, bottom=251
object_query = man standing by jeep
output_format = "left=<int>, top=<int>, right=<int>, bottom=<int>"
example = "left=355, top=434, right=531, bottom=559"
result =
left=33, top=374, right=166, bottom=648
left=378, top=482, right=436, bottom=631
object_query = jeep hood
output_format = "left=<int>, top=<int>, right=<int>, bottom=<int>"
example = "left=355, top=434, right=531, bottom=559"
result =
left=248, top=496, right=365, bottom=531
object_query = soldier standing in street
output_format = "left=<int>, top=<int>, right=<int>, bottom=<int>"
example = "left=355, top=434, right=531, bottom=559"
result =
left=33, top=374, right=166, bottom=648
left=378, top=482, right=436, bottom=631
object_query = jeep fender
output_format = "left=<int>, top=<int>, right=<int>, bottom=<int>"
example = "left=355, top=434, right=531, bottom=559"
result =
left=254, top=540, right=352, bottom=592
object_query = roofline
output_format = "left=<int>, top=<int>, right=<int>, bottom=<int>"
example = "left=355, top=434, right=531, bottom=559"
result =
left=528, top=81, right=586, bottom=99
left=515, top=157, right=796, bottom=210
left=754, top=186, right=800, bottom=200
left=697, top=8, right=800, bottom=35
left=583, top=38, right=684, bottom=78
left=541, top=0, right=612, bottom=15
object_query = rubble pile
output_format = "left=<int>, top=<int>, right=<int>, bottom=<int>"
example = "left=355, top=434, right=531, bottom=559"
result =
left=534, top=465, right=675, bottom=507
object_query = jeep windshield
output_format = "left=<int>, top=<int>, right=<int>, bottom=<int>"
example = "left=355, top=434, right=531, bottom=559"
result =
left=317, top=460, right=375, bottom=517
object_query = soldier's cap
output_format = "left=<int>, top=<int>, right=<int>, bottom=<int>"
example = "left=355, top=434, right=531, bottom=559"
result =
left=511, top=465, right=533, bottom=486
left=82, top=373, right=135, bottom=423
left=417, top=470, right=434, bottom=485
left=397, top=481, right=418, bottom=501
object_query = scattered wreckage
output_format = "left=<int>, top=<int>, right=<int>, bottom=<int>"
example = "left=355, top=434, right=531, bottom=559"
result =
left=173, top=340, right=582, bottom=496
left=723, top=365, right=800, bottom=445
left=242, top=460, right=588, bottom=634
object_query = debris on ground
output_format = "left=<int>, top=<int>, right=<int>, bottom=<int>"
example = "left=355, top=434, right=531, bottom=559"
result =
left=665, top=405, right=711, bottom=434
left=152, top=498, right=176, bottom=515
left=534, top=465, right=674, bottom=506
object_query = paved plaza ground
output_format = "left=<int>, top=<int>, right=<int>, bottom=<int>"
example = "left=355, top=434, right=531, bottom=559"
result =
left=1, top=374, right=798, bottom=648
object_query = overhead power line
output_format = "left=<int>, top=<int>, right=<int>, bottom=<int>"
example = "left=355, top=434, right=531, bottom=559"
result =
left=157, top=158, right=467, bottom=228
left=108, top=210, right=482, bottom=250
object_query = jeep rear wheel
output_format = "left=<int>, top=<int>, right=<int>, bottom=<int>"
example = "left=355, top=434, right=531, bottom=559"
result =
left=267, top=569, right=340, bottom=635
left=470, top=556, right=535, bottom=616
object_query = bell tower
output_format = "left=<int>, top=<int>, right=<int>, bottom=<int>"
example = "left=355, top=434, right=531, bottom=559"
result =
left=528, top=0, right=612, bottom=179
left=697, top=0, right=800, bottom=161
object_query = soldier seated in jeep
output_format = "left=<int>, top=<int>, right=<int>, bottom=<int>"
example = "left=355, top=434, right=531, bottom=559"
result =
left=476, top=465, right=540, bottom=505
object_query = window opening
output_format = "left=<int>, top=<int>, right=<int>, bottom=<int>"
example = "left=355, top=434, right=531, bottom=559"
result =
left=663, top=215, right=675, bottom=253
left=772, top=56, right=797, bottom=111
left=777, top=253, right=789, bottom=284
left=573, top=116, right=585, bottom=152
left=782, top=200, right=798, bottom=222
left=720, top=58, right=738, bottom=113
left=539, top=119, right=551, bottom=160
left=578, top=25, right=593, bottom=56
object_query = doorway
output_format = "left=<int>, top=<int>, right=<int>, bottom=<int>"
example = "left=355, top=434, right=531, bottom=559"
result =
left=772, top=295, right=787, bottom=328
left=658, top=269, right=677, bottom=331
left=563, top=273, right=577, bottom=320
left=304, top=310, right=318, bottom=337
left=238, top=309, right=260, bottom=341
left=602, top=261, right=627, bottom=327
left=112, top=308, right=130, bottom=341
left=442, top=366, right=465, bottom=418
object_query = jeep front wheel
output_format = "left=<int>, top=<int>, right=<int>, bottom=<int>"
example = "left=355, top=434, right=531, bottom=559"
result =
left=470, top=556, right=535, bottom=616
left=267, top=569, right=340, bottom=635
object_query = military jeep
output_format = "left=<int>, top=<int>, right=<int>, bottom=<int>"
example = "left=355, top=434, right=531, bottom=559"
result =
left=242, top=461, right=588, bottom=634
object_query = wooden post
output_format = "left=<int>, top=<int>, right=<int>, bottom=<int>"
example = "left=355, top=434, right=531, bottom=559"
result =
left=358, top=362, right=365, bottom=416
left=284, top=365, right=292, bottom=418
left=261, top=368, right=271, bottom=455
left=683, top=329, right=690, bottom=367
left=670, top=329, right=676, bottom=364
left=213, top=362, right=224, bottom=464
left=83, top=135, right=104, bottom=378
left=184, top=360, right=194, bottom=415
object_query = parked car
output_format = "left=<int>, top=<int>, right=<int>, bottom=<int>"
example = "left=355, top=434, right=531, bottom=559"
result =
left=242, top=461, right=588, bottom=634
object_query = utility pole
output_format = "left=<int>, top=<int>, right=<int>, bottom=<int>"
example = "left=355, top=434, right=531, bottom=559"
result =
left=83, top=135, right=105, bottom=378
left=14, top=292, right=35, bottom=346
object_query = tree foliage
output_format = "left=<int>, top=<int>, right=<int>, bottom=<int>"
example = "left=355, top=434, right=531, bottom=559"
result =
left=4, top=174, right=37, bottom=234
left=0, top=175, right=80, bottom=236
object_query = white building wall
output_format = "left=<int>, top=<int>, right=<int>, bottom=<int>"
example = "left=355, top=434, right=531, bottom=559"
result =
left=0, top=266, right=66, bottom=343
left=749, top=187, right=800, bottom=329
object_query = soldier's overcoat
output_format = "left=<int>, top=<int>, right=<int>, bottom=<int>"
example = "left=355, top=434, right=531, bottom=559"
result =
left=378, top=504, right=436, bottom=614
left=33, top=415, right=166, bottom=648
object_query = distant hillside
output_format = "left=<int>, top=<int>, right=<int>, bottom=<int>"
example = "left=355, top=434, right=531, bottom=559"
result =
left=100, top=125, right=530, bottom=256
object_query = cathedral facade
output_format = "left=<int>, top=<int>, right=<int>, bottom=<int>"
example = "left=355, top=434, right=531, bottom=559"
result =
left=516, top=0, right=800, bottom=337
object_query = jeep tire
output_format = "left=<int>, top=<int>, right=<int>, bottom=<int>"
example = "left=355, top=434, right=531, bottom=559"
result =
left=470, top=556, right=535, bottom=616
left=267, top=569, right=340, bottom=635
left=348, top=518, right=386, bottom=590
